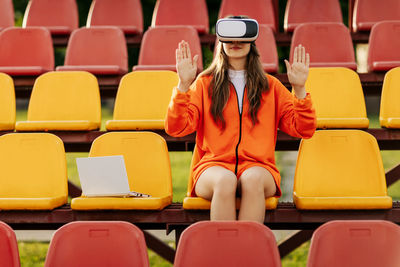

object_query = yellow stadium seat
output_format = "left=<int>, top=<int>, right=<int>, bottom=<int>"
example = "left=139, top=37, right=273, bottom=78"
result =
left=16, top=71, right=101, bottom=131
left=71, top=132, right=172, bottom=210
left=106, top=71, right=178, bottom=130
left=0, top=73, right=15, bottom=130
left=183, top=145, right=278, bottom=210
left=305, top=67, right=369, bottom=129
left=380, top=67, right=400, bottom=128
left=0, top=133, right=68, bottom=210
left=293, top=130, right=392, bottom=210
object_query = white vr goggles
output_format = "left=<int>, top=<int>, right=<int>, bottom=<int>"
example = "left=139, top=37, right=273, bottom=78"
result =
left=216, top=18, right=259, bottom=43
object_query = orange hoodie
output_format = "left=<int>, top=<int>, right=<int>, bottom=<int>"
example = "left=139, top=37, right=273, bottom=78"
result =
left=165, top=74, right=316, bottom=197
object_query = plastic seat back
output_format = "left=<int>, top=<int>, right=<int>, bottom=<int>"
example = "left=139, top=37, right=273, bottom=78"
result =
left=284, top=0, right=342, bottom=32
left=291, top=23, right=356, bottom=70
left=45, top=221, right=149, bottom=267
left=175, top=221, right=281, bottom=267
left=294, top=130, right=392, bottom=210
left=305, top=67, right=368, bottom=128
left=368, top=21, right=400, bottom=72
left=0, top=133, right=68, bottom=210
left=308, top=220, right=400, bottom=267
left=256, top=25, right=278, bottom=73
left=0, top=221, right=20, bottom=267
left=22, top=0, right=78, bottom=35
left=0, top=73, right=15, bottom=130
left=15, top=71, right=101, bottom=131
left=57, top=27, right=128, bottom=75
left=134, top=26, right=202, bottom=72
left=89, top=132, right=172, bottom=199
left=152, top=0, right=209, bottom=34
left=106, top=71, right=179, bottom=130
left=218, top=0, right=277, bottom=32
left=87, top=0, right=143, bottom=34
left=380, top=67, right=400, bottom=128
left=0, top=0, right=14, bottom=30
left=352, top=0, right=400, bottom=32
left=0, top=27, right=54, bottom=75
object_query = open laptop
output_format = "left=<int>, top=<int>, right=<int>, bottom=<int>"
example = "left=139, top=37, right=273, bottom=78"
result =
left=76, top=155, right=151, bottom=198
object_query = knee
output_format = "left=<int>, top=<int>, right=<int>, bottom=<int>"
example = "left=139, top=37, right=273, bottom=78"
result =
left=213, top=173, right=237, bottom=198
left=240, top=171, right=264, bottom=195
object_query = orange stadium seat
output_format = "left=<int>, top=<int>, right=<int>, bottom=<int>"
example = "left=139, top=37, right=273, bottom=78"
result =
left=183, top=145, right=278, bottom=210
left=0, top=27, right=54, bottom=76
left=367, top=21, right=400, bottom=72
left=0, top=0, right=14, bottom=31
left=0, top=133, right=68, bottom=210
left=86, top=0, right=143, bottom=35
left=16, top=71, right=101, bottom=131
left=0, top=73, right=15, bottom=131
left=71, top=132, right=173, bottom=210
left=22, top=0, right=78, bottom=35
left=56, top=27, right=128, bottom=75
left=352, top=0, right=400, bottom=32
left=133, top=26, right=202, bottom=72
left=174, top=221, right=281, bottom=267
left=218, top=0, right=277, bottom=32
left=151, top=0, right=209, bottom=34
left=256, top=25, right=279, bottom=73
left=290, top=22, right=357, bottom=70
left=0, top=221, right=20, bottom=267
left=284, top=0, right=342, bottom=32
left=380, top=67, right=400, bottom=128
left=308, top=220, right=400, bottom=267
left=45, top=221, right=149, bottom=267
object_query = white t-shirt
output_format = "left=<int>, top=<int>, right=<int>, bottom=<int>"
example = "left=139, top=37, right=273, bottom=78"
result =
left=228, top=69, right=246, bottom=114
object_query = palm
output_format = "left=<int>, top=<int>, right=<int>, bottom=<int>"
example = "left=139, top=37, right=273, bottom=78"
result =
left=176, top=41, right=198, bottom=89
left=285, top=45, right=310, bottom=89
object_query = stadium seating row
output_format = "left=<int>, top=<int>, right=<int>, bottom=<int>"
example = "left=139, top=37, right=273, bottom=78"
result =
left=1, top=68, right=400, bottom=132
left=2, top=219, right=400, bottom=267
left=2, top=0, right=400, bottom=36
left=0, top=129, right=391, bottom=211
left=1, top=22, right=400, bottom=76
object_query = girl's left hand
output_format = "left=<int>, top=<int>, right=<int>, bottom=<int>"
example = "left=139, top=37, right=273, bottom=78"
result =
left=284, top=44, right=310, bottom=99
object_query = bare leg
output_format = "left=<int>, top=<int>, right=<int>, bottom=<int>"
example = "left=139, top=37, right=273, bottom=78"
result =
left=195, top=166, right=237, bottom=221
left=237, top=166, right=276, bottom=223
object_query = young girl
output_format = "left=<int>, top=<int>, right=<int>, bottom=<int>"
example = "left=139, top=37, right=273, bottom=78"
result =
left=165, top=21, right=316, bottom=223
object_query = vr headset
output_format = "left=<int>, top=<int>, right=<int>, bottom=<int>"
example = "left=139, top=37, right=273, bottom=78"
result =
left=216, top=17, right=259, bottom=43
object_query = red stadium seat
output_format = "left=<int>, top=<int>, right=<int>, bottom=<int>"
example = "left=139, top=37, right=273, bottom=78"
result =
left=22, top=0, right=78, bottom=35
left=308, top=220, right=400, bottom=267
left=0, top=0, right=14, bottom=31
left=0, top=27, right=54, bottom=76
left=352, top=0, right=400, bottom=32
left=56, top=27, right=128, bottom=75
left=0, top=221, right=20, bottom=267
left=44, top=221, right=149, bottom=267
left=367, top=21, right=400, bottom=72
left=284, top=0, right=342, bottom=32
left=290, top=22, right=357, bottom=70
left=174, top=221, right=281, bottom=267
left=133, top=26, right=202, bottom=72
left=151, top=0, right=209, bottom=34
left=218, top=0, right=277, bottom=32
left=87, top=0, right=143, bottom=35
left=256, top=25, right=279, bottom=73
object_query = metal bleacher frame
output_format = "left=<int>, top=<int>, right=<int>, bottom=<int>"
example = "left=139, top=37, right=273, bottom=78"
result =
left=4, top=0, right=400, bottom=264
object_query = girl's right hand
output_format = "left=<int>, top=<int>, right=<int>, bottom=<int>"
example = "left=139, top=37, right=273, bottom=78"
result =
left=176, top=40, right=198, bottom=93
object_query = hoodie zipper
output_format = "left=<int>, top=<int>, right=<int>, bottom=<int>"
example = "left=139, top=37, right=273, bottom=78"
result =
left=231, top=82, right=245, bottom=175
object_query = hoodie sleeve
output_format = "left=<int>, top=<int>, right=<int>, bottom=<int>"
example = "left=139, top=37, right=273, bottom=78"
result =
left=164, top=77, right=204, bottom=137
left=274, top=77, right=317, bottom=139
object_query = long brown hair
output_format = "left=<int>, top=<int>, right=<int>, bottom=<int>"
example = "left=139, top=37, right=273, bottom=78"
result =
left=199, top=38, right=269, bottom=129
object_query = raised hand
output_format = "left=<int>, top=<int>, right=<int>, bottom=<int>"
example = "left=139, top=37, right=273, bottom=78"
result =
left=284, top=44, right=310, bottom=99
left=176, top=40, right=198, bottom=93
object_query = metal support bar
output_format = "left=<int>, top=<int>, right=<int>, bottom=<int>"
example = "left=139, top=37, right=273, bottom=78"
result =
left=143, top=231, right=175, bottom=264
left=278, top=230, right=314, bottom=258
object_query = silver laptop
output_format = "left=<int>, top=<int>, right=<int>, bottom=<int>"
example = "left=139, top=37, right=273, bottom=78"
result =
left=76, top=155, right=151, bottom=198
